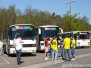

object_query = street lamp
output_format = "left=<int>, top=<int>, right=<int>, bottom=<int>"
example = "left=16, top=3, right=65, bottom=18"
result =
left=66, top=0, right=75, bottom=31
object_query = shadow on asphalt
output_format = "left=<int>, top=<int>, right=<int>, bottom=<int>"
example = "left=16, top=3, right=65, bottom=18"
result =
left=76, top=46, right=91, bottom=49
left=19, top=61, right=24, bottom=65
left=7, top=53, right=37, bottom=57
left=36, top=50, right=45, bottom=53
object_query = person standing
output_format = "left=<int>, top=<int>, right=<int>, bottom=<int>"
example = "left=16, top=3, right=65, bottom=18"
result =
left=13, top=34, right=23, bottom=65
left=44, top=37, right=49, bottom=60
left=49, top=37, right=52, bottom=58
left=51, top=36, right=58, bottom=62
left=59, top=37, right=64, bottom=59
left=63, top=34, right=71, bottom=61
left=71, top=36, right=76, bottom=60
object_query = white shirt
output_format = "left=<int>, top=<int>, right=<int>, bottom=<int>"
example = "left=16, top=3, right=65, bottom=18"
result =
left=13, top=38, right=23, bottom=50
left=0, top=41, right=3, bottom=48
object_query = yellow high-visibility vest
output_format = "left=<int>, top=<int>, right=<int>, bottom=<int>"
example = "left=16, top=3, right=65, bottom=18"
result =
left=63, top=37, right=71, bottom=49
left=51, top=39, right=58, bottom=50
left=71, top=39, right=76, bottom=48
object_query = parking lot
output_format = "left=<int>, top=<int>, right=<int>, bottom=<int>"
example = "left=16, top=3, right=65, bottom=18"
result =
left=0, top=47, right=91, bottom=68
left=0, top=52, right=47, bottom=68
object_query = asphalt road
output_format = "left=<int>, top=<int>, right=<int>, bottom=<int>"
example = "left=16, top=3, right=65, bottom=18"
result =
left=0, top=47, right=91, bottom=68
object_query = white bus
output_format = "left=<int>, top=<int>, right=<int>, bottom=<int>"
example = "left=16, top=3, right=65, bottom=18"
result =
left=37, top=25, right=63, bottom=51
left=58, top=31, right=90, bottom=47
left=3, top=24, right=37, bottom=55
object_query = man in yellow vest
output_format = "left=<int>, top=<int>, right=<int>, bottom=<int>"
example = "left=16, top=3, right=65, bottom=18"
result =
left=51, top=36, right=58, bottom=62
left=63, top=34, right=71, bottom=61
left=71, top=36, right=76, bottom=60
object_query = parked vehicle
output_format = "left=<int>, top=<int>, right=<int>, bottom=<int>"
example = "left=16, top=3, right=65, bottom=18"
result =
left=3, top=24, right=37, bottom=55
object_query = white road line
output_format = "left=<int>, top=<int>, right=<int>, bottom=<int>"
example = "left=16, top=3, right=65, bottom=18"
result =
left=1, top=56, right=10, bottom=64
left=0, top=63, right=8, bottom=65
left=76, top=53, right=91, bottom=59
left=20, top=53, right=91, bottom=68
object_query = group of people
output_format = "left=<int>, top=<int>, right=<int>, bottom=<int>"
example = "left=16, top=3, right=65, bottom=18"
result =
left=62, top=34, right=76, bottom=61
left=44, top=36, right=59, bottom=62
left=0, top=33, right=76, bottom=65
left=44, top=34, right=76, bottom=62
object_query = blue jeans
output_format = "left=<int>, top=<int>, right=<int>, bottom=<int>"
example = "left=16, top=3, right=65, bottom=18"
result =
left=60, top=45, right=64, bottom=58
left=49, top=48, right=52, bottom=58
left=71, top=48, right=75, bottom=58
left=51, top=50, right=58, bottom=62
left=64, top=49, right=71, bottom=61
left=16, top=49, right=21, bottom=64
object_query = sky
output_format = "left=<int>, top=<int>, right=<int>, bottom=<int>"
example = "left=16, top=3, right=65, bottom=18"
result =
left=0, top=0, right=91, bottom=23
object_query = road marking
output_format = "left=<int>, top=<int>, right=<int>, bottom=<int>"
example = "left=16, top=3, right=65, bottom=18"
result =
left=0, top=56, right=10, bottom=64
left=20, top=53, right=91, bottom=68
left=76, top=53, right=91, bottom=59
left=0, top=63, right=8, bottom=65
left=20, top=60, right=63, bottom=68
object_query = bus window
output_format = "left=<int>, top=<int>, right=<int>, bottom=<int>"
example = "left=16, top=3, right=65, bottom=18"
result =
left=79, top=34, right=89, bottom=39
